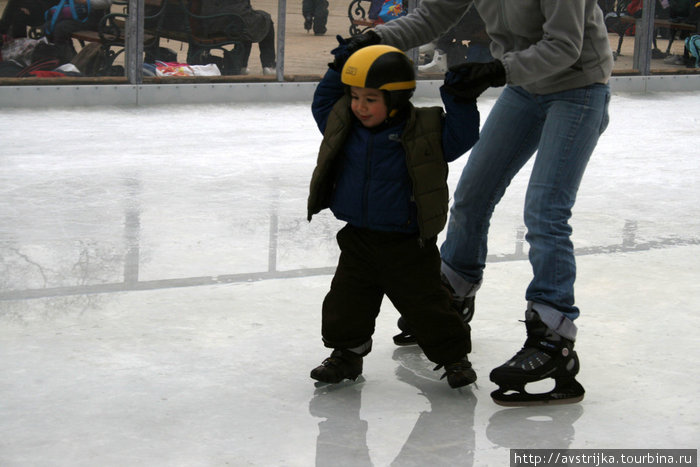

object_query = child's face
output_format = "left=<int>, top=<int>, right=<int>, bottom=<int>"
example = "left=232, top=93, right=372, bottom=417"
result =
left=350, top=87, right=388, bottom=128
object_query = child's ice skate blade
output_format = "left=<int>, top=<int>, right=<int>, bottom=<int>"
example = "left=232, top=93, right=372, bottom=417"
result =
left=313, top=375, right=366, bottom=389
left=392, top=330, right=418, bottom=346
left=392, top=316, right=419, bottom=346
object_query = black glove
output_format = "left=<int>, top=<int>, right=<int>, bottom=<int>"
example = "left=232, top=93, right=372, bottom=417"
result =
left=329, top=35, right=352, bottom=71
left=344, top=30, right=381, bottom=55
left=441, top=60, right=506, bottom=101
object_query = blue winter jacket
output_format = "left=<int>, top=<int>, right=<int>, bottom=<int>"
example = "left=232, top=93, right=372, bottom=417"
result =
left=311, top=67, right=479, bottom=235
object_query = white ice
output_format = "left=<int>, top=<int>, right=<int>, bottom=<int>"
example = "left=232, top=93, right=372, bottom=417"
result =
left=0, top=91, right=699, bottom=466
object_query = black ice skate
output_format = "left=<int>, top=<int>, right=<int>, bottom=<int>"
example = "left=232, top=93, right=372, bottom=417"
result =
left=441, top=272, right=477, bottom=324
left=310, top=349, right=363, bottom=386
left=392, top=274, right=476, bottom=346
left=434, top=357, right=477, bottom=388
left=303, top=15, right=313, bottom=32
left=489, top=309, right=584, bottom=406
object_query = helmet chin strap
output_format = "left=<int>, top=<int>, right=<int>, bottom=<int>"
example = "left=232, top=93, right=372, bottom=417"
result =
left=385, top=89, right=414, bottom=119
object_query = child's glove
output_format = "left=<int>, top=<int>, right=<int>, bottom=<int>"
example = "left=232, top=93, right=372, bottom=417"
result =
left=329, top=35, right=352, bottom=71
left=441, top=60, right=506, bottom=101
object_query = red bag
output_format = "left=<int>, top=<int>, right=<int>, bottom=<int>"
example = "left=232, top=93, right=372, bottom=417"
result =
left=627, top=0, right=643, bottom=16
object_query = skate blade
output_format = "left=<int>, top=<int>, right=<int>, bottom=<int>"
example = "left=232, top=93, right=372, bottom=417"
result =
left=392, top=332, right=418, bottom=347
left=313, top=375, right=365, bottom=391
left=491, top=379, right=585, bottom=407
left=491, top=391, right=584, bottom=407
left=447, top=373, right=478, bottom=389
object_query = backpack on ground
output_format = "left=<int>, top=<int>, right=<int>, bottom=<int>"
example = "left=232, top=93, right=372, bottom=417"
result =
left=71, top=42, right=104, bottom=76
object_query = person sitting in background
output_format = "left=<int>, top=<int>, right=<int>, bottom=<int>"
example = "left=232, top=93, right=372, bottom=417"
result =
left=0, top=0, right=57, bottom=44
left=42, top=0, right=112, bottom=62
left=199, top=0, right=276, bottom=75
left=226, top=0, right=276, bottom=74
left=235, top=2, right=276, bottom=75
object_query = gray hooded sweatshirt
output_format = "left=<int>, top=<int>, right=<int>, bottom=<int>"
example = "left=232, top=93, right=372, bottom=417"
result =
left=375, top=0, right=614, bottom=95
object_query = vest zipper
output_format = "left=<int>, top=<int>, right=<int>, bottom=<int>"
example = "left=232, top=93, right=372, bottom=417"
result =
left=362, top=133, right=373, bottom=229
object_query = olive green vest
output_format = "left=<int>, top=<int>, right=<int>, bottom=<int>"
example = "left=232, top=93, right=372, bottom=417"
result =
left=308, top=95, right=449, bottom=240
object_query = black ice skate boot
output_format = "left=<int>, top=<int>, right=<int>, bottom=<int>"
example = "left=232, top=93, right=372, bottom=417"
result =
left=310, top=349, right=363, bottom=385
left=489, top=309, right=584, bottom=406
left=303, top=15, right=313, bottom=32
left=441, top=273, right=478, bottom=324
left=392, top=273, right=477, bottom=346
left=434, top=357, right=477, bottom=389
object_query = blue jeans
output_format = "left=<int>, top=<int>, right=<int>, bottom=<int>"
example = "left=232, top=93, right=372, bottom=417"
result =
left=441, top=83, right=610, bottom=329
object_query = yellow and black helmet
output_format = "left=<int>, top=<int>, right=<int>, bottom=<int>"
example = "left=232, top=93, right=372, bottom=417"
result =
left=341, top=45, right=416, bottom=115
left=341, top=45, right=416, bottom=91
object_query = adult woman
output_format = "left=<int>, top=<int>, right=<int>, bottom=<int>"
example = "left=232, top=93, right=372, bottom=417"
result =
left=350, top=0, right=613, bottom=405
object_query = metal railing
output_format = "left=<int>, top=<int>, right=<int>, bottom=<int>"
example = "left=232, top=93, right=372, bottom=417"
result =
left=2, top=0, right=697, bottom=87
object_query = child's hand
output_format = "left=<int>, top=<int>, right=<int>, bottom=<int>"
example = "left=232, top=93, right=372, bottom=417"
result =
left=442, top=60, right=506, bottom=101
left=329, top=35, right=352, bottom=71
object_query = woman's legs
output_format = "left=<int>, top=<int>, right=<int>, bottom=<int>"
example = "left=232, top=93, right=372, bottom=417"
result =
left=523, top=83, right=611, bottom=322
left=441, top=83, right=610, bottom=327
left=441, top=86, right=543, bottom=290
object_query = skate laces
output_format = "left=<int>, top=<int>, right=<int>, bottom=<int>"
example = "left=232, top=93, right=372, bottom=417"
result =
left=505, top=336, right=557, bottom=370
left=322, top=350, right=352, bottom=368
left=321, top=356, right=343, bottom=368
left=434, top=360, right=472, bottom=380
left=323, top=350, right=362, bottom=370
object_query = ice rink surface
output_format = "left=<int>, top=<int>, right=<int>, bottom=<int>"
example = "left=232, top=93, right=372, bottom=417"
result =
left=1, top=91, right=699, bottom=466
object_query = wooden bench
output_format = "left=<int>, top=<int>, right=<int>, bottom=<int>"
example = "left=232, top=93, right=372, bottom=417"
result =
left=69, top=0, right=163, bottom=74
left=616, top=15, right=697, bottom=56
left=70, top=0, right=248, bottom=75
left=164, top=0, right=248, bottom=72
left=348, top=0, right=380, bottom=36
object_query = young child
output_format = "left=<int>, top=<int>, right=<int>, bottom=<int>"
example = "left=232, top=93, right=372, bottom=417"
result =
left=307, top=42, right=481, bottom=388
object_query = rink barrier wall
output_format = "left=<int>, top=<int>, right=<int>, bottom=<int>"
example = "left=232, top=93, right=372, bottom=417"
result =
left=0, top=74, right=699, bottom=108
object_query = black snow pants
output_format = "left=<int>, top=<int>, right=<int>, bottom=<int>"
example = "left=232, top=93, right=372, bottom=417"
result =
left=321, top=224, right=469, bottom=365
